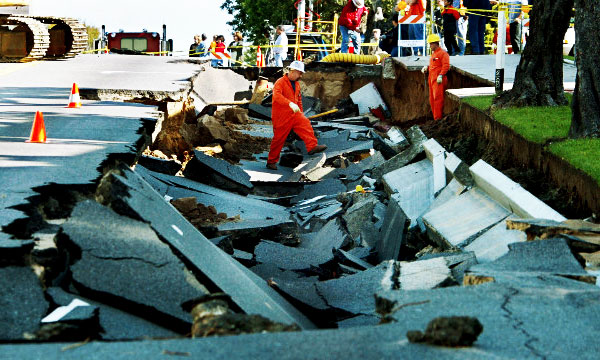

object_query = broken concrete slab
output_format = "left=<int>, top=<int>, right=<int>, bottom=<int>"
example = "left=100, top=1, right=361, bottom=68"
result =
left=465, top=238, right=591, bottom=283
left=269, top=277, right=329, bottom=312
left=397, top=257, right=454, bottom=290
left=255, top=240, right=334, bottom=271
left=46, top=287, right=177, bottom=340
left=445, top=152, right=474, bottom=187
left=96, top=164, right=315, bottom=329
left=505, top=218, right=600, bottom=240
left=385, top=127, right=409, bottom=153
left=247, top=104, right=272, bottom=120
left=470, top=159, right=566, bottom=221
left=215, top=218, right=298, bottom=246
left=422, top=138, right=446, bottom=195
left=192, top=64, right=252, bottom=107
left=284, top=153, right=327, bottom=182
left=349, top=82, right=389, bottom=116
left=464, top=215, right=527, bottom=263
left=422, top=187, right=511, bottom=250
left=0, top=266, right=48, bottom=340
left=335, top=249, right=373, bottom=270
left=137, top=155, right=181, bottom=176
left=343, top=196, right=379, bottom=240
left=136, top=165, right=290, bottom=223
left=291, top=179, right=346, bottom=205
left=382, top=159, right=434, bottom=228
left=61, top=200, right=208, bottom=330
left=418, top=252, right=478, bottom=285
left=372, top=126, right=428, bottom=180
left=298, top=218, right=348, bottom=252
left=376, top=193, right=410, bottom=262
left=184, top=150, right=253, bottom=194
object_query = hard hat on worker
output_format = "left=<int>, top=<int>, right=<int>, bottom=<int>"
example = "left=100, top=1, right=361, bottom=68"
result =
left=289, top=60, right=305, bottom=73
left=352, top=0, right=365, bottom=8
left=427, top=34, right=441, bottom=44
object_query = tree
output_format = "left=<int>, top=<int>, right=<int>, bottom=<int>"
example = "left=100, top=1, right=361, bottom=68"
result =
left=569, top=0, right=600, bottom=138
left=85, top=25, right=100, bottom=50
left=492, top=0, right=573, bottom=108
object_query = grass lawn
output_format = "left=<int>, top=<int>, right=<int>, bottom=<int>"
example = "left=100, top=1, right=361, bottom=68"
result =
left=463, top=95, right=493, bottom=111
left=550, top=139, right=600, bottom=185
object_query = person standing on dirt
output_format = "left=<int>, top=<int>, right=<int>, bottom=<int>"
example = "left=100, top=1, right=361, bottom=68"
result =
left=421, top=34, right=450, bottom=120
left=266, top=61, right=327, bottom=170
left=339, top=0, right=366, bottom=53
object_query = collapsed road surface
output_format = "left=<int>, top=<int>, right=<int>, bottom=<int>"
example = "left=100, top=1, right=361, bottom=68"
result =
left=1, top=54, right=600, bottom=359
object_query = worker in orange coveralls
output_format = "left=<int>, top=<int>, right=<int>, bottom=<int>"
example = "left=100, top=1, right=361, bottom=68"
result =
left=266, top=60, right=327, bottom=170
left=421, top=34, right=450, bottom=120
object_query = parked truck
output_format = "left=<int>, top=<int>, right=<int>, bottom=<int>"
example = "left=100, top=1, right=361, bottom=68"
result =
left=94, top=25, right=172, bottom=55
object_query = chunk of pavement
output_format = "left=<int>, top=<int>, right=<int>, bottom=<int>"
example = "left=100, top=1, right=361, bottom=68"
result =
left=335, top=249, right=373, bottom=270
left=284, top=153, right=327, bottom=182
left=384, top=127, right=409, bottom=153
left=369, top=129, right=397, bottom=159
left=470, top=159, right=566, bottom=221
left=291, top=179, right=346, bottom=205
left=343, top=196, right=379, bottom=240
left=418, top=252, right=478, bottom=285
left=445, top=152, right=474, bottom=187
left=372, top=125, right=428, bottom=180
left=216, top=218, right=299, bottom=246
left=360, top=222, right=379, bottom=247
left=397, top=257, right=454, bottom=289
left=505, top=218, right=600, bottom=240
left=360, top=176, right=376, bottom=189
left=61, top=200, right=209, bottom=330
left=349, top=82, right=389, bottom=116
left=428, top=178, right=466, bottom=211
left=137, top=155, right=181, bottom=176
left=422, top=187, right=511, bottom=250
left=347, top=246, right=372, bottom=260
left=233, top=249, right=254, bottom=261
left=279, top=152, right=304, bottom=168
left=184, top=150, right=253, bottom=194
left=464, top=238, right=592, bottom=285
left=224, top=107, right=249, bottom=124
left=376, top=193, right=410, bottom=262
left=271, top=277, right=329, bottom=311
left=255, top=240, right=334, bottom=271
left=46, top=287, right=178, bottom=340
left=0, top=266, right=49, bottom=341
left=95, top=164, right=315, bottom=329
left=422, top=138, right=446, bottom=195
left=464, top=215, right=526, bottom=263
left=382, top=159, right=434, bottom=228
left=298, top=218, right=349, bottom=252
left=32, top=301, right=101, bottom=342
left=316, top=261, right=397, bottom=315
left=208, top=236, right=234, bottom=255
left=248, top=103, right=272, bottom=120
left=250, top=263, right=305, bottom=282
left=407, top=316, right=483, bottom=347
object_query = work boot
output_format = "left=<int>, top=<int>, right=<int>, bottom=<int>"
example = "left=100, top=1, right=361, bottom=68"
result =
left=307, top=144, right=327, bottom=155
left=266, top=162, right=278, bottom=170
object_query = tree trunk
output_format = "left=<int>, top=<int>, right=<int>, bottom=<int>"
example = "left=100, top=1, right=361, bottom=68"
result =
left=569, top=0, right=600, bottom=138
left=493, top=0, right=573, bottom=108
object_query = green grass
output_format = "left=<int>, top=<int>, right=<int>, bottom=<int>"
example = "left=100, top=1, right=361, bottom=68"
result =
left=564, top=55, right=575, bottom=62
left=463, top=95, right=493, bottom=111
left=550, top=139, right=600, bottom=185
left=493, top=105, right=571, bottom=143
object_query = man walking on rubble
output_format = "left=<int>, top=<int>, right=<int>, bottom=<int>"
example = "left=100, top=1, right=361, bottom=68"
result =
left=266, top=61, right=327, bottom=170
left=421, top=34, right=450, bottom=121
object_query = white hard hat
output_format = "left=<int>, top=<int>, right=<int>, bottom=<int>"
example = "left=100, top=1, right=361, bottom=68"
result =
left=289, top=60, right=305, bottom=73
left=353, top=0, right=365, bottom=8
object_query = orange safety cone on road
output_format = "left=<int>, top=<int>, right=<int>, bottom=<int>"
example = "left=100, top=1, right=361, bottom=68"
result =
left=26, top=111, right=47, bottom=143
left=256, top=46, right=263, bottom=67
left=66, top=83, right=81, bottom=108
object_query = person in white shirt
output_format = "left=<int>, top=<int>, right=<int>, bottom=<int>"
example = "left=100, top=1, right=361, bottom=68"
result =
left=273, top=25, right=288, bottom=67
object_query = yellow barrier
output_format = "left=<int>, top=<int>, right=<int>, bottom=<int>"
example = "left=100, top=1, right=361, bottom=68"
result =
left=321, top=53, right=389, bottom=64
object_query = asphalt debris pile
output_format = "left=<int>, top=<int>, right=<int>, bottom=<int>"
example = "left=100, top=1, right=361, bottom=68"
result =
left=2, top=73, right=600, bottom=358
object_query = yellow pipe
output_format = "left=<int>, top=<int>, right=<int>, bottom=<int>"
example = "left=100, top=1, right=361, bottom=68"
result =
left=320, top=53, right=389, bottom=65
left=0, top=0, right=29, bottom=5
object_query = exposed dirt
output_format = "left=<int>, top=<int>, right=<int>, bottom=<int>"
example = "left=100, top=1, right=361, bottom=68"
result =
left=216, top=128, right=271, bottom=164
left=418, top=114, right=588, bottom=219
left=170, top=197, right=238, bottom=228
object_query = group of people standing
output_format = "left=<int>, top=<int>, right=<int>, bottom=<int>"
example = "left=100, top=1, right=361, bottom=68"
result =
left=189, top=32, right=245, bottom=66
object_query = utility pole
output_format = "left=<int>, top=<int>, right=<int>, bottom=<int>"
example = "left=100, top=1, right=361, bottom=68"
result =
left=297, top=0, right=306, bottom=32
left=495, top=5, right=506, bottom=94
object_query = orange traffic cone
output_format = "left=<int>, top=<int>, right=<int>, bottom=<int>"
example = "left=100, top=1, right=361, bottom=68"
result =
left=66, top=83, right=81, bottom=108
left=256, top=46, right=262, bottom=67
left=26, top=111, right=47, bottom=143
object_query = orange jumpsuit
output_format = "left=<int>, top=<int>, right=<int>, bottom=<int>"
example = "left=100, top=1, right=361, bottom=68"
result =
left=267, top=74, right=318, bottom=164
left=428, top=47, right=450, bottom=120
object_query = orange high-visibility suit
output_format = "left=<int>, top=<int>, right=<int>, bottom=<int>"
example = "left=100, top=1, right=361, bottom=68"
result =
left=267, top=75, right=318, bottom=164
left=428, top=47, right=450, bottom=120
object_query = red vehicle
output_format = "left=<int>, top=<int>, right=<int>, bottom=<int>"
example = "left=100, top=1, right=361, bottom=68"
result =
left=100, top=25, right=172, bottom=55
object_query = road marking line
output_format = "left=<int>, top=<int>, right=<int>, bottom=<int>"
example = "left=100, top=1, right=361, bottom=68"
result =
left=0, top=62, right=40, bottom=77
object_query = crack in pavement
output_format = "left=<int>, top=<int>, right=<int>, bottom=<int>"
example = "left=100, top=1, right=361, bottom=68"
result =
left=86, top=251, right=170, bottom=268
left=500, top=287, right=546, bottom=359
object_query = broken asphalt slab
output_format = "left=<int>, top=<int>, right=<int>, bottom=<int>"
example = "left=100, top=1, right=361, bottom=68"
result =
left=372, top=125, right=428, bottom=180
left=60, top=200, right=209, bottom=331
left=255, top=240, right=334, bottom=271
left=95, top=164, right=314, bottom=329
left=184, top=150, right=253, bottom=195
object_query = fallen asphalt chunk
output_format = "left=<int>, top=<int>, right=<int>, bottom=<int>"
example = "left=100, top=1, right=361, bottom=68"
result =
left=343, top=195, right=379, bottom=240
left=376, top=193, right=411, bottom=262
left=382, top=158, right=434, bottom=228
left=46, top=287, right=178, bottom=340
left=255, top=240, right=334, bottom=271
left=291, top=179, right=346, bottom=205
left=284, top=153, right=327, bottom=182
left=60, top=200, right=209, bottom=331
left=372, top=125, right=428, bottom=180
left=0, top=266, right=49, bottom=341
left=137, top=155, right=181, bottom=176
left=298, top=218, right=349, bottom=252
left=464, top=214, right=526, bottom=263
left=95, top=164, right=315, bottom=329
left=183, top=150, right=253, bottom=195
left=422, top=187, right=511, bottom=250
